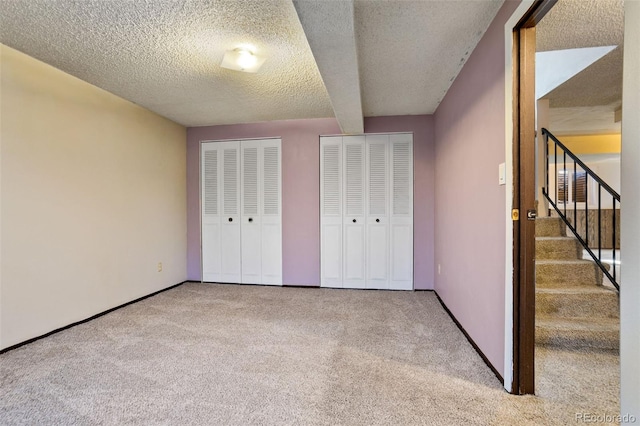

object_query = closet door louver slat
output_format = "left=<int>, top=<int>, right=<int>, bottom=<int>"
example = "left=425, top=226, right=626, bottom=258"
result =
left=263, top=146, right=280, bottom=216
left=204, top=150, right=218, bottom=216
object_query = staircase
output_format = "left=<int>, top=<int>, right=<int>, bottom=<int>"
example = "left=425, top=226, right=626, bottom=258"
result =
left=535, top=216, right=619, bottom=351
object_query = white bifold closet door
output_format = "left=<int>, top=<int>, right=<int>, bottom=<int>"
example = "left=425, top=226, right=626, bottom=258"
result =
left=202, top=143, right=222, bottom=283
left=343, top=136, right=366, bottom=288
left=366, top=135, right=390, bottom=289
left=201, top=139, right=282, bottom=286
left=320, top=137, right=343, bottom=287
left=241, top=139, right=282, bottom=285
left=320, top=133, right=413, bottom=290
left=389, top=134, right=413, bottom=290
left=241, top=140, right=261, bottom=284
left=202, top=141, right=241, bottom=283
left=259, top=141, right=283, bottom=285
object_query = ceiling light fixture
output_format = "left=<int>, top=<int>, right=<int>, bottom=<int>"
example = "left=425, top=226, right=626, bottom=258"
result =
left=220, top=48, right=266, bottom=73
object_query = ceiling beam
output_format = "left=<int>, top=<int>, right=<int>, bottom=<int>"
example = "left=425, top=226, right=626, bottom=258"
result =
left=293, top=0, right=364, bottom=134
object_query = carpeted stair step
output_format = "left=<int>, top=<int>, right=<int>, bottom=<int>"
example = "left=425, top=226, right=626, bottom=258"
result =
left=536, top=236, right=582, bottom=260
left=536, top=259, right=603, bottom=287
left=536, top=287, right=619, bottom=319
left=535, top=217, right=566, bottom=237
left=536, top=316, right=619, bottom=351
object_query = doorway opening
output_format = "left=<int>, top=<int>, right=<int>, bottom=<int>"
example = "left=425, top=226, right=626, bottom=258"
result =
left=511, top=1, right=622, bottom=412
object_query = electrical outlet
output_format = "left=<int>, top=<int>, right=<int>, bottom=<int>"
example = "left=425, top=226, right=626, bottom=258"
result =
left=157, top=262, right=163, bottom=272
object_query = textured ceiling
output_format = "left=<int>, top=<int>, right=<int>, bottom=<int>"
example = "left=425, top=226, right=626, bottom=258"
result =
left=0, top=0, right=505, bottom=128
left=544, top=48, right=622, bottom=109
left=549, top=105, right=621, bottom=136
left=354, top=0, right=504, bottom=117
left=536, top=0, right=623, bottom=133
left=536, top=0, right=623, bottom=52
left=0, top=0, right=333, bottom=127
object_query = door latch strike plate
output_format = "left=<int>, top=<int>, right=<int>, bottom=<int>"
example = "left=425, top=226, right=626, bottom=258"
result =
left=512, top=209, right=519, bottom=221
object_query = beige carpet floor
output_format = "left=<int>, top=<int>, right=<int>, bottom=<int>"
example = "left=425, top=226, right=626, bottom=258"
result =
left=0, top=283, right=619, bottom=425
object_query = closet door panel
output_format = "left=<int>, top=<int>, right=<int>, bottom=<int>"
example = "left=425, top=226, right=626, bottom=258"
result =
left=320, top=137, right=343, bottom=287
left=260, top=140, right=282, bottom=285
left=201, top=143, right=222, bottom=282
left=343, top=136, right=366, bottom=289
left=344, top=225, right=365, bottom=285
left=322, top=224, right=342, bottom=286
left=365, top=135, right=389, bottom=289
left=260, top=223, right=281, bottom=284
left=390, top=223, right=413, bottom=289
left=202, top=223, right=221, bottom=281
left=389, top=134, right=413, bottom=290
left=220, top=141, right=242, bottom=283
left=366, top=224, right=388, bottom=284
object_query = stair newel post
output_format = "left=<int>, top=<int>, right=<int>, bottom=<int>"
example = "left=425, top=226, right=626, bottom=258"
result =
left=598, top=184, right=602, bottom=262
left=554, top=140, right=558, bottom=206
left=585, top=173, right=589, bottom=248
left=612, top=198, right=617, bottom=283
left=545, top=130, right=549, bottom=210
left=573, top=160, right=577, bottom=230
left=563, top=152, right=567, bottom=219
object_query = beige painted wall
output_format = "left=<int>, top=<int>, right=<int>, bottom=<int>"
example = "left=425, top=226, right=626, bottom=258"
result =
left=0, top=45, right=187, bottom=349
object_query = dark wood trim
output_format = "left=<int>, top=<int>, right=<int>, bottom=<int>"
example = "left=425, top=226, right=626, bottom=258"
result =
left=516, top=25, right=537, bottom=395
left=0, top=281, right=190, bottom=355
left=517, top=0, right=558, bottom=28
left=435, top=292, right=504, bottom=384
left=510, top=0, right=556, bottom=395
left=511, top=29, right=522, bottom=395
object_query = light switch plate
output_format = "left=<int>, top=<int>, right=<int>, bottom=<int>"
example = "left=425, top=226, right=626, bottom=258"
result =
left=498, top=163, right=506, bottom=185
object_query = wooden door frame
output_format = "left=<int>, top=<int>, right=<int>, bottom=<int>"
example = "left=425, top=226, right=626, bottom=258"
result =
left=511, top=0, right=556, bottom=395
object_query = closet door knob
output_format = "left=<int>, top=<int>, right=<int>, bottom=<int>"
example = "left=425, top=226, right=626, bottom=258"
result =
left=352, top=219, right=356, bottom=223
left=228, top=218, right=233, bottom=222
left=248, top=218, right=253, bottom=222
left=376, top=218, right=380, bottom=223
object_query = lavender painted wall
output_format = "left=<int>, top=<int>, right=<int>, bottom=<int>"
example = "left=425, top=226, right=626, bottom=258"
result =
left=433, top=0, right=520, bottom=378
left=187, top=116, right=435, bottom=289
